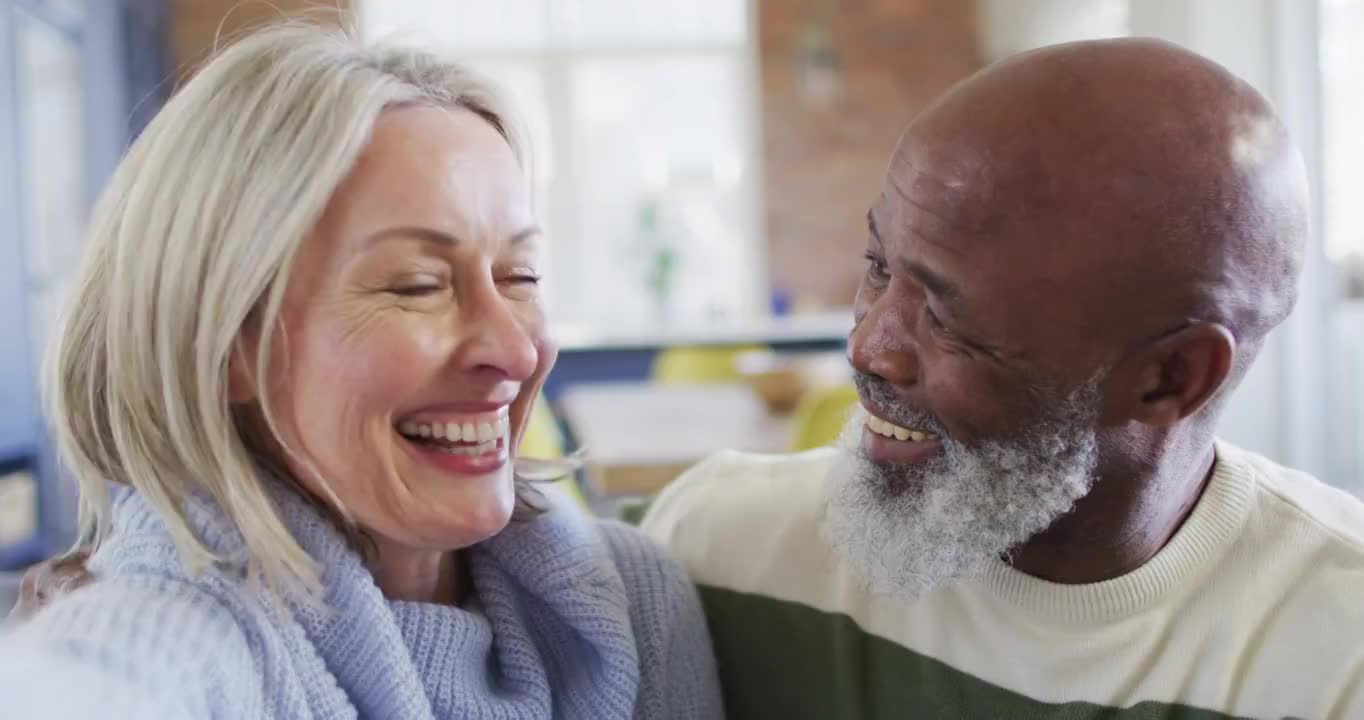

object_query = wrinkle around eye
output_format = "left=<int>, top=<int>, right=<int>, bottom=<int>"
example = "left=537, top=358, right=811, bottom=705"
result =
left=921, top=305, right=991, bottom=360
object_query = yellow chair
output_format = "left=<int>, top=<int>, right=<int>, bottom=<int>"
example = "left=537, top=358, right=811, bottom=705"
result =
left=519, top=395, right=588, bottom=507
left=650, top=345, right=765, bottom=385
left=789, top=384, right=860, bottom=452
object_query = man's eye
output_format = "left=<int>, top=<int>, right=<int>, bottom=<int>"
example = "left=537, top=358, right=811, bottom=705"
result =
left=506, top=274, right=542, bottom=286
left=864, top=252, right=890, bottom=283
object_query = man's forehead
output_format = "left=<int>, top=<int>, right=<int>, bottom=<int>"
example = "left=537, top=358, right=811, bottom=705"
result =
left=890, top=131, right=989, bottom=194
left=872, top=190, right=986, bottom=268
left=882, top=134, right=1012, bottom=244
left=876, top=114, right=1115, bottom=295
left=872, top=170, right=1080, bottom=321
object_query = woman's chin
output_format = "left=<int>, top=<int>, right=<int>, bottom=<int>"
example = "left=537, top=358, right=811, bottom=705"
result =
left=369, top=464, right=516, bottom=550
left=426, top=484, right=516, bottom=546
left=452, top=495, right=516, bottom=545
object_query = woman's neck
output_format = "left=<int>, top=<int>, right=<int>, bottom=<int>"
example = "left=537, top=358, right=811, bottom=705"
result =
left=367, top=541, right=466, bottom=605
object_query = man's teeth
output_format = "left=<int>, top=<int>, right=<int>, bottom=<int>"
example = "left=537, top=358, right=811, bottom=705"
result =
left=397, top=417, right=509, bottom=443
left=865, top=415, right=936, bottom=442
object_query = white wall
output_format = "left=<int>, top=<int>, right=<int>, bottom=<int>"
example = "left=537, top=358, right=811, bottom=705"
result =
left=977, top=0, right=1129, bottom=63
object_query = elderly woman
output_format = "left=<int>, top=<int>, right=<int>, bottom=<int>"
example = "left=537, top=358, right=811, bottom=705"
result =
left=0, top=23, right=722, bottom=719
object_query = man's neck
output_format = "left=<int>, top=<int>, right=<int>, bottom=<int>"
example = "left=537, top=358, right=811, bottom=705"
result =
left=1007, top=436, right=1217, bottom=584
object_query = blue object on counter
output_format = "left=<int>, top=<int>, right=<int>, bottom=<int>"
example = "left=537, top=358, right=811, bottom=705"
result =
left=769, top=288, right=793, bottom=317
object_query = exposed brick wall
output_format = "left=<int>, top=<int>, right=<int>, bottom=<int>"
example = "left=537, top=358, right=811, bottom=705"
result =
left=170, top=0, right=351, bottom=80
left=760, top=0, right=981, bottom=308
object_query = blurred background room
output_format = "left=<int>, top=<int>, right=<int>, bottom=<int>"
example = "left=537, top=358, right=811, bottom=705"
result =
left=1, top=0, right=1361, bottom=603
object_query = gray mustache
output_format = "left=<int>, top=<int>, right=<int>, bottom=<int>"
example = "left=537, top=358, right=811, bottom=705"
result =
left=852, top=372, right=948, bottom=438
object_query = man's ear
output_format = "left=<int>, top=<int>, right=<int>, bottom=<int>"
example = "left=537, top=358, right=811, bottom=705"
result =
left=1103, top=322, right=1237, bottom=427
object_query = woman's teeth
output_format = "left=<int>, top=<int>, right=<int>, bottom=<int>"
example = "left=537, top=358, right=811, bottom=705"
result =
left=866, top=415, right=937, bottom=443
left=430, top=439, right=499, bottom=456
left=397, top=417, right=509, bottom=445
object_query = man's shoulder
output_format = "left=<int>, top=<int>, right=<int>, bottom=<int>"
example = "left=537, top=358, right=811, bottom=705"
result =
left=640, top=448, right=839, bottom=593
left=1216, top=443, right=1364, bottom=654
left=1223, top=442, right=1364, bottom=556
left=640, top=448, right=835, bottom=546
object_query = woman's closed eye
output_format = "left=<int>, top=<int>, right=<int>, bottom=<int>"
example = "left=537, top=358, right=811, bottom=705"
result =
left=387, top=274, right=447, bottom=297
left=503, top=273, right=541, bottom=286
left=497, top=266, right=543, bottom=288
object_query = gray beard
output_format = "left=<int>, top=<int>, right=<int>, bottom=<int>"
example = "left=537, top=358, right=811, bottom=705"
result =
left=821, top=379, right=1102, bottom=602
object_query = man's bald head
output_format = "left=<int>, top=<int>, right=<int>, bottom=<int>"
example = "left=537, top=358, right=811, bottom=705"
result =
left=869, top=37, right=1307, bottom=401
left=833, top=38, right=1312, bottom=596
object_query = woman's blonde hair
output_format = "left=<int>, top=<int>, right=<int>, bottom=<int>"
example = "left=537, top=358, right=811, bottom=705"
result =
left=46, top=22, right=543, bottom=596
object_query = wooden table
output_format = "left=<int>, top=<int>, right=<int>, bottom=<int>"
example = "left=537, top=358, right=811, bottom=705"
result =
left=557, top=382, right=793, bottom=496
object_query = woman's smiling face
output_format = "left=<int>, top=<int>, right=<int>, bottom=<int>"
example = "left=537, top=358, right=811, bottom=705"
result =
left=261, top=105, right=550, bottom=553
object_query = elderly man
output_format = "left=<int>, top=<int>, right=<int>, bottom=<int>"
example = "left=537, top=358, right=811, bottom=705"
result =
left=641, top=38, right=1364, bottom=719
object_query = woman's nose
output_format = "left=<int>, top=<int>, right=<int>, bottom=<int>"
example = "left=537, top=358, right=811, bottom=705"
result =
left=456, top=286, right=539, bottom=382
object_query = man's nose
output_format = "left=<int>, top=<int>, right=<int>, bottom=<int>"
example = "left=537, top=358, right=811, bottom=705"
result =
left=848, top=297, right=920, bottom=387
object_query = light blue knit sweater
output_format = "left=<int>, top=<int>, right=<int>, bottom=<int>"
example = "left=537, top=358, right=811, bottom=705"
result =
left=0, top=482, right=724, bottom=718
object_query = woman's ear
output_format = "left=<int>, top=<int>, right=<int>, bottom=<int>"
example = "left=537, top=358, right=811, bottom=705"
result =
left=1103, top=322, right=1237, bottom=427
left=227, top=338, right=259, bottom=405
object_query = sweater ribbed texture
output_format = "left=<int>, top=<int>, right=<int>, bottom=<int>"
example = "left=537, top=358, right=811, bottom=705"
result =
left=641, top=441, right=1364, bottom=718
left=0, top=482, right=723, bottom=719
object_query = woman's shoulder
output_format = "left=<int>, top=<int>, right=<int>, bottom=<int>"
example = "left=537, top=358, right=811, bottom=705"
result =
left=592, top=517, right=725, bottom=715
left=491, top=487, right=699, bottom=616
left=83, top=489, right=290, bottom=639
left=24, top=565, right=255, bottom=640
left=62, top=536, right=271, bottom=669
left=0, top=559, right=275, bottom=717
left=593, top=518, right=699, bottom=615
left=2, top=563, right=266, bottom=708
left=595, top=518, right=682, bottom=574
left=3, top=489, right=320, bottom=716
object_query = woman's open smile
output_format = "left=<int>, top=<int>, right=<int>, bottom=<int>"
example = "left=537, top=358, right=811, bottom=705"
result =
left=396, top=406, right=512, bottom=475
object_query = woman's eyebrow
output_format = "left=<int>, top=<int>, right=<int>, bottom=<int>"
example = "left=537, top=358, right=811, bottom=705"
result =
left=364, top=225, right=542, bottom=247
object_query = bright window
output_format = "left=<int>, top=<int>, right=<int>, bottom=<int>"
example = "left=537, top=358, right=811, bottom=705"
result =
left=1322, top=0, right=1364, bottom=491
left=1322, top=0, right=1364, bottom=265
left=359, top=0, right=764, bottom=329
